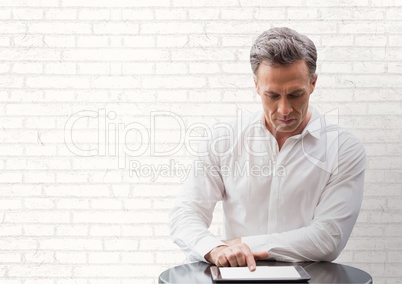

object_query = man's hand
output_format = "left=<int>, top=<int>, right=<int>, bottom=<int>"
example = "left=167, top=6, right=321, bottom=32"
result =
left=205, top=241, right=269, bottom=271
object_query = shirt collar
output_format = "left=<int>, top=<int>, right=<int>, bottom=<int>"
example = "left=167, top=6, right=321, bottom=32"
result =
left=300, top=106, right=322, bottom=140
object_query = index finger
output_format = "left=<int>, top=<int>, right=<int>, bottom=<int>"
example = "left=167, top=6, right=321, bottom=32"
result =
left=240, top=244, right=256, bottom=271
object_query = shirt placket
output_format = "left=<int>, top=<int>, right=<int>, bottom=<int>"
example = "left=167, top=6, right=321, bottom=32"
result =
left=267, top=136, right=300, bottom=233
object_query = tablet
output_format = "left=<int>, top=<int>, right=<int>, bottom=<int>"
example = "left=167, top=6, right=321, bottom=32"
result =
left=210, top=265, right=311, bottom=283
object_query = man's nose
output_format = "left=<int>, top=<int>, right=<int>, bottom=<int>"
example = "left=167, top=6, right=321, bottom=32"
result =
left=278, top=98, right=293, bottom=116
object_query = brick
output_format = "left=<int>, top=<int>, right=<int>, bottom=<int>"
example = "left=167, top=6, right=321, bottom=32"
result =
left=63, top=49, right=169, bottom=61
left=45, top=8, right=77, bottom=19
left=139, top=238, right=177, bottom=250
left=155, top=9, right=187, bottom=19
left=23, top=198, right=55, bottom=209
left=27, top=76, right=91, bottom=89
left=13, top=9, right=43, bottom=20
left=171, top=48, right=235, bottom=61
left=123, top=36, right=155, bottom=47
left=240, top=0, right=303, bottom=6
left=0, top=145, right=23, bottom=155
left=287, top=8, right=318, bottom=20
left=188, top=8, right=220, bottom=19
left=353, top=62, right=386, bottom=73
left=155, top=251, right=186, bottom=264
left=40, top=238, right=103, bottom=250
left=371, top=0, right=402, bottom=6
left=43, top=35, right=75, bottom=47
left=0, top=172, right=23, bottom=183
left=122, top=62, right=154, bottom=74
left=121, top=224, right=153, bottom=236
left=141, top=22, right=204, bottom=34
left=93, top=23, right=139, bottom=34
left=88, top=252, right=120, bottom=263
left=56, top=199, right=89, bottom=209
left=318, top=8, right=352, bottom=19
left=104, top=239, right=139, bottom=250
left=221, top=8, right=255, bottom=20
left=306, top=0, right=368, bottom=6
left=12, top=62, right=43, bottom=73
left=0, top=36, right=10, bottom=46
left=121, top=252, right=154, bottom=264
left=388, top=62, right=402, bottom=73
left=73, top=264, right=161, bottom=277
left=0, top=10, right=10, bottom=19
left=0, top=184, right=42, bottom=197
left=5, top=211, right=70, bottom=223
left=222, top=62, right=254, bottom=74
left=355, top=35, right=387, bottom=46
left=91, top=199, right=122, bottom=210
left=78, top=62, right=109, bottom=74
left=0, top=238, right=38, bottom=250
left=23, top=225, right=54, bottom=236
left=90, top=225, right=121, bottom=236
left=156, top=35, right=188, bottom=47
left=352, top=8, right=384, bottom=19
left=55, top=225, right=88, bottom=236
left=44, top=62, right=76, bottom=74
left=24, top=251, right=54, bottom=263
left=321, top=63, right=352, bottom=73
left=0, top=22, right=26, bottom=34
left=8, top=265, right=71, bottom=277
left=0, top=225, right=22, bottom=236
left=62, top=0, right=170, bottom=7
left=28, top=23, right=92, bottom=34
left=189, top=62, right=220, bottom=74
left=0, top=0, right=58, bottom=6
left=386, top=8, right=402, bottom=20
left=155, top=62, right=187, bottom=74
left=142, top=76, right=205, bottom=89
left=55, top=252, right=87, bottom=264
left=45, top=185, right=109, bottom=197
left=122, top=9, right=154, bottom=20
left=76, top=36, right=109, bottom=48
left=78, top=9, right=109, bottom=20
left=0, top=252, right=21, bottom=263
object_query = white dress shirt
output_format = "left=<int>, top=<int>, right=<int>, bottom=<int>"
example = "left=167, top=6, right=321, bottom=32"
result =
left=170, top=106, right=366, bottom=262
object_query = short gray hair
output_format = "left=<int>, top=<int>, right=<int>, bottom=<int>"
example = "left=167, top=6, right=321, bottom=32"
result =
left=250, top=27, right=317, bottom=81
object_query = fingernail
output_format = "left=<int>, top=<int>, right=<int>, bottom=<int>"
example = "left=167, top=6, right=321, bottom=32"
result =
left=250, top=266, right=255, bottom=271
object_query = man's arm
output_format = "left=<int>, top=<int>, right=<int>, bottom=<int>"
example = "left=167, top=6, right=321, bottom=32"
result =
left=241, top=135, right=366, bottom=262
left=169, top=136, right=227, bottom=262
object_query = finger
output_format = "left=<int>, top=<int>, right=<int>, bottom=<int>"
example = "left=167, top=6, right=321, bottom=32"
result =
left=240, top=244, right=256, bottom=271
left=233, top=247, right=247, bottom=267
left=225, top=249, right=239, bottom=267
left=254, top=251, right=270, bottom=260
left=216, top=253, right=229, bottom=267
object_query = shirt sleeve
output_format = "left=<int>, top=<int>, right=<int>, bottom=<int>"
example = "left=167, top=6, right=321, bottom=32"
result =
left=242, top=133, right=366, bottom=262
left=169, top=135, right=226, bottom=262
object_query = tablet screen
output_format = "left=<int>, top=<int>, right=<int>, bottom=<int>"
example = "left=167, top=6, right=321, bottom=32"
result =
left=210, top=265, right=311, bottom=282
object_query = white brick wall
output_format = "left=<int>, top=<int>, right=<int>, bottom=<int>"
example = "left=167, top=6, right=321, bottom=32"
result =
left=0, top=1, right=401, bottom=283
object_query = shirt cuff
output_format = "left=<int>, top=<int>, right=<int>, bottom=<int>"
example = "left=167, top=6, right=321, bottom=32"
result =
left=193, top=235, right=227, bottom=261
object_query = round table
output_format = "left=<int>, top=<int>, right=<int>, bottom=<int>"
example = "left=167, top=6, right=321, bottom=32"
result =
left=159, top=261, right=372, bottom=283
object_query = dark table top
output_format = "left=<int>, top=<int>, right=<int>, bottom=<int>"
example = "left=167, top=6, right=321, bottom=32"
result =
left=159, top=260, right=372, bottom=283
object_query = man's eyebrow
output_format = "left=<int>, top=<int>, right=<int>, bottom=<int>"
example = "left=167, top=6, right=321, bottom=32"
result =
left=264, top=89, right=306, bottom=95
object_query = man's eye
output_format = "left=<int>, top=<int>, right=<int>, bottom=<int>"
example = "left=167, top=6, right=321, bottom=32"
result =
left=267, top=95, right=280, bottom=100
left=290, top=93, right=303, bottom=99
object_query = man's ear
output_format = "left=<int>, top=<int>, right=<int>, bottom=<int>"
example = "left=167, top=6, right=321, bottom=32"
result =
left=254, top=77, right=259, bottom=95
left=310, top=73, right=318, bottom=91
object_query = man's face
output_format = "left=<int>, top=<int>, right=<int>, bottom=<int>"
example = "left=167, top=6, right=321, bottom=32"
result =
left=254, top=60, right=317, bottom=137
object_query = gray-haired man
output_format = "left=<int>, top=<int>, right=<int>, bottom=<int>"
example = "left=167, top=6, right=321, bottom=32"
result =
left=170, top=27, right=366, bottom=271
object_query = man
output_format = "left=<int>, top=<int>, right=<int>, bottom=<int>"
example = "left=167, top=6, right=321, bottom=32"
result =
left=170, top=27, right=366, bottom=271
